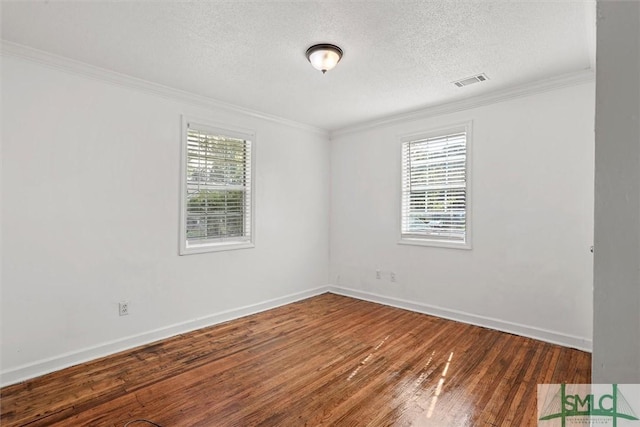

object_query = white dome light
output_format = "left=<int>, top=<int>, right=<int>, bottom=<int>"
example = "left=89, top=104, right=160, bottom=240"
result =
left=306, top=44, right=343, bottom=74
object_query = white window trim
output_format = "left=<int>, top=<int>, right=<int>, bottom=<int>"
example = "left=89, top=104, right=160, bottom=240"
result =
left=398, top=120, right=473, bottom=250
left=179, top=115, right=256, bottom=255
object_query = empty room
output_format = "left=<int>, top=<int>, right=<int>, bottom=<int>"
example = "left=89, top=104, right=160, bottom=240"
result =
left=1, top=1, right=639, bottom=426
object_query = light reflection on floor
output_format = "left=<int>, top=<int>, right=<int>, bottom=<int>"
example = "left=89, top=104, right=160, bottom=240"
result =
left=390, top=348, right=479, bottom=426
left=344, top=336, right=477, bottom=425
left=347, top=335, right=390, bottom=381
left=426, top=351, right=454, bottom=418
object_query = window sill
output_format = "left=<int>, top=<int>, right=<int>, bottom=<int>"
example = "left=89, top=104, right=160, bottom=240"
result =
left=398, top=238, right=471, bottom=250
left=180, top=241, right=255, bottom=255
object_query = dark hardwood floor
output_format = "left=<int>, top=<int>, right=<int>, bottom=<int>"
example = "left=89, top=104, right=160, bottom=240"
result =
left=1, top=293, right=591, bottom=426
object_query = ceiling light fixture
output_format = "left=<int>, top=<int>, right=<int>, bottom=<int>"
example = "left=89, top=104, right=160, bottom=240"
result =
left=306, top=44, right=343, bottom=74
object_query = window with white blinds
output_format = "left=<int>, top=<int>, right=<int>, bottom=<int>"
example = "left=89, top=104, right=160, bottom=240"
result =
left=401, top=123, right=471, bottom=248
left=180, top=118, right=254, bottom=254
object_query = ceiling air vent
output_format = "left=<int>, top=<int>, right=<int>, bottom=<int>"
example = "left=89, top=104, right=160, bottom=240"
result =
left=453, top=73, right=489, bottom=88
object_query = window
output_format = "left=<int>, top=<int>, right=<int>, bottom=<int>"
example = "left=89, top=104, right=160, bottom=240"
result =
left=400, top=122, right=471, bottom=249
left=180, top=117, right=254, bottom=254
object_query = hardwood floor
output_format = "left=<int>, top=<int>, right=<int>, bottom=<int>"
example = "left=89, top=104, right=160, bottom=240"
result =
left=1, top=293, right=591, bottom=426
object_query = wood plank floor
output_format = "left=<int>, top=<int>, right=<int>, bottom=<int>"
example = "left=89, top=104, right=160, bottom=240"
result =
left=1, top=293, right=591, bottom=427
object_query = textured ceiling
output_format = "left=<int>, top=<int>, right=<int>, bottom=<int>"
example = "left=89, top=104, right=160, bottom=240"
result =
left=1, top=1, right=594, bottom=131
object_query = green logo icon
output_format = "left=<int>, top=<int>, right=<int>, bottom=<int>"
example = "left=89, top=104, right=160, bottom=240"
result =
left=539, top=384, right=639, bottom=427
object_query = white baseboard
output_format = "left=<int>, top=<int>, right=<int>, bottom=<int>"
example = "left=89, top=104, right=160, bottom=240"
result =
left=0, top=286, right=329, bottom=387
left=2, top=285, right=591, bottom=386
left=328, top=286, right=592, bottom=352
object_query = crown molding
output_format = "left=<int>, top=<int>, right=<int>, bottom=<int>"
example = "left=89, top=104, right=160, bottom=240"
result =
left=1, top=40, right=594, bottom=140
left=330, top=69, right=595, bottom=138
left=0, top=40, right=328, bottom=137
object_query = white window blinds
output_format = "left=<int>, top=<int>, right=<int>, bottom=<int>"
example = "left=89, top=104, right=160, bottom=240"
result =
left=401, top=129, right=468, bottom=245
left=181, top=120, right=253, bottom=254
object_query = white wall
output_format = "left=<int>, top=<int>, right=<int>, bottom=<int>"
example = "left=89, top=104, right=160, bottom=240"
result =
left=0, top=55, right=330, bottom=383
left=330, top=82, right=595, bottom=349
left=0, top=47, right=597, bottom=386
left=593, top=0, right=640, bottom=383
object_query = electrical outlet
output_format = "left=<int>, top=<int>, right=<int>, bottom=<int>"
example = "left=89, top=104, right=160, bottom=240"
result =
left=390, top=272, right=396, bottom=282
left=376, top=270, right=381, bottom=279
left=119, top=302, right=129, bottom=316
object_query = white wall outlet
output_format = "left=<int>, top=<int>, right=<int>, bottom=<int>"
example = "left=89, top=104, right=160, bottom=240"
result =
left=119, top=301, right=129, bottom=316
left=390, top=272, right=396, bottom=282
left=376, top=270, right=381, bottom=279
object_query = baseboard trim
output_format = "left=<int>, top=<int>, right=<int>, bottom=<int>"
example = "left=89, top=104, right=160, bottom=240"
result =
left=328, top=286, right=592, bottom=352
left=0, top=286, right=329, bottom=387
left=2, top=285, right=591, bottom=386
